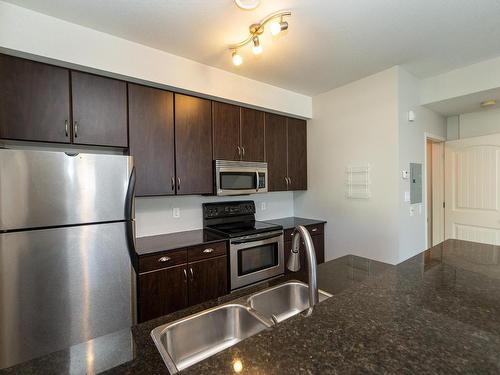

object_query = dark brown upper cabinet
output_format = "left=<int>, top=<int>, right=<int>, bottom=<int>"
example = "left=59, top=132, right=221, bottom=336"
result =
left=212, top=102, right=240, bottom=160
left=287, top=118, right=307, bottom=190
left=128, top=84, right=175, bottom=196
left=212, top=102, right=265, bottom=162
left=265, top=113, right=288, bottom=191
left=0, top=54, right=71, bottom=143
left=265, top=114, right=307, bottom=191
left=71, top=71, right=128, bottom=147
left=240, top=107, right=265, bottom=162
left=175, top=94, right=213, bottom=195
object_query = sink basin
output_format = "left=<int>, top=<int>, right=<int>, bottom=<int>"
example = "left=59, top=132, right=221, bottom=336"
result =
left=151, top=303, right=271, bottom=373
left=247, top=281, right=332, bottom=323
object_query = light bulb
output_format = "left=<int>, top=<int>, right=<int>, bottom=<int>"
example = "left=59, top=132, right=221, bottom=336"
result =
left=252, top=36, right=263, bottom=55
left=252, top=45, right=263, bottom=55
left=232, top=51, right=243, bottom=66
left=270, top=20, right=281, bottom=36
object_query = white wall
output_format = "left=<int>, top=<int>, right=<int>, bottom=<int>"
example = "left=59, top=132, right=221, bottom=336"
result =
left=397, top=68, right=446, bottom=263
left=135, top=192, right=294, bottom=237
left=294, top=68, right=401, bottom=264
left=0, top=1, right=312, bottom=118
left=446, top=107, right=500, bottom=140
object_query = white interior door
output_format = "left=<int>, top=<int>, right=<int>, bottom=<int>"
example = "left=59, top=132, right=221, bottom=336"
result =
left=445, top=133, right=500, bottom=245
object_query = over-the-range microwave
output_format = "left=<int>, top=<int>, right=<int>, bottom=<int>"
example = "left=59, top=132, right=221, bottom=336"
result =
left=215, top=160, right=268, bottom=196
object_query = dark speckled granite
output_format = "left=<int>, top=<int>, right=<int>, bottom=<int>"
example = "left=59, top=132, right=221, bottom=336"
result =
left=4, top=239, right=500, bottom=374
left=263, top=216, right=326, bottom=230
left=135, top=229, right=227, bottom=256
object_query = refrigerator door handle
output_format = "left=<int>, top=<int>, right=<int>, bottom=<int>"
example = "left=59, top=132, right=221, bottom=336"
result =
left=125, top=167, right=136, bottom=221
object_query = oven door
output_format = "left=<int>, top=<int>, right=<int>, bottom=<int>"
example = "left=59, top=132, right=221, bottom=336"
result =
left=230, top=231, right=284, bottom=290
left=215, top=160, right=268, bottom=196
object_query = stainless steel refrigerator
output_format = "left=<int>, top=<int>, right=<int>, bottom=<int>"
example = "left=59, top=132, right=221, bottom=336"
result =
left=0, top=149, right=136, bottom=370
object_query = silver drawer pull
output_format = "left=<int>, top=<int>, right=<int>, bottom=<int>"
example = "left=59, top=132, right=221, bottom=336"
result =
left=158, top=256, right=171, bottom=262
left=203, top=248, right=214, bottom=253
left=311, top=228, right=318, bottom=232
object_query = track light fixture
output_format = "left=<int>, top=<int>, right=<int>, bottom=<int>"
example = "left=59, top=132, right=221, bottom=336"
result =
left=229, top=10, right=291, bottom=65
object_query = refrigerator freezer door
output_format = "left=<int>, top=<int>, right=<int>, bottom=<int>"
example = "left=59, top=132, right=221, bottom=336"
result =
left=0, top=149, right=133, bottom=231
left=0, top=221, right=135, bottom=369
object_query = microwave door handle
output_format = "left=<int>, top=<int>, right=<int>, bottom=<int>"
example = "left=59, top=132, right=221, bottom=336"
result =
left=232, top=233, right=281, bottom=244
left=255, top=170, right=259, bottom=192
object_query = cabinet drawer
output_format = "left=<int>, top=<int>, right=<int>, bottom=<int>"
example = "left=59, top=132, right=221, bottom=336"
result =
left=284, top=223, right=324, bottom=239
left=139, top=249, right=187, bottom=273
left=188, top=241, right=227, bottom=262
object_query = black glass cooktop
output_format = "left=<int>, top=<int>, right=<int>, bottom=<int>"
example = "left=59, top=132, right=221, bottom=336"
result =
left=205, top=220, right=282, bottom=238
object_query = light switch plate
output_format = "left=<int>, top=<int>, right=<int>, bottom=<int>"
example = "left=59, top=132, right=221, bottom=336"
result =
left=172, top=207, right=180, bottom=218
left=404, top=191, right=410, bottom=202
left=401, top=170, right=409, bottom=179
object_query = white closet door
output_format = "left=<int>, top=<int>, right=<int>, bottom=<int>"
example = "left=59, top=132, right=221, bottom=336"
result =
left=445, top=133, right=500, bottom=245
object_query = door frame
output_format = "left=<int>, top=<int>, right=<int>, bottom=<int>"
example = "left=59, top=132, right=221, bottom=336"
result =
left=424, top=132, right=445, bottom=248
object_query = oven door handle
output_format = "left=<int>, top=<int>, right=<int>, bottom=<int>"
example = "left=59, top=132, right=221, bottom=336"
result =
left=231, top=233, right=281, bottom=244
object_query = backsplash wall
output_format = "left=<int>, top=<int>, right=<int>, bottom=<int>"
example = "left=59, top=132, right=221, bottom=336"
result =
left=135, top=192, right=294, bottom=237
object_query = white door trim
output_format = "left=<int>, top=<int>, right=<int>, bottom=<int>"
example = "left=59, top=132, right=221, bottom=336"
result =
left=424, top=132, right=445, bottom=248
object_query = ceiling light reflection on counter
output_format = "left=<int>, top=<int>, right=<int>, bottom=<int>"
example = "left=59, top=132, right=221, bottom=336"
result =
left=229, top=10, right=291, bottom=65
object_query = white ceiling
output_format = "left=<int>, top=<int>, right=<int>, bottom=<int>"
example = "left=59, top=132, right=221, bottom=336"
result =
left=5, top=0, right=500, bottom=96
left=425, top=87, right=500, bottom=117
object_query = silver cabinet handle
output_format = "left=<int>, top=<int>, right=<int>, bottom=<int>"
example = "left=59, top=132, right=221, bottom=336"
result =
left=288, top=177, right=292, bottom=185
left=177, top=177, right=181, bottom=191
left=65, top=120, right=69, bottom=137
left=255, top=170, right=259, bottom=192
left=311, top=228, right=318, bottom=232
left=189, top=267, right=194, bottom=281
left=237, top=146, right=241, bottom=157
left=183, top=268, right=187, bottom=282
left=158, top=256, right=171, bottom=262
left=74, top=121, right=79, bottom=138
left=242, top=146, right=245, bottom=157
left=284, top=176, right=288, bottom=185
left=171, top=176, right=175, bottom=192
left=203, top=248, right=214, bottom=253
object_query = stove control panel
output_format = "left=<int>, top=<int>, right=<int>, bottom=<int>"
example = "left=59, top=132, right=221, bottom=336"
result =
left=203, top=201, right=255, bottom=219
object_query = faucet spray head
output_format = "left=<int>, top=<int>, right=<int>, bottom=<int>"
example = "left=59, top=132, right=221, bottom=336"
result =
left=286, top=239, right=301, bottom=272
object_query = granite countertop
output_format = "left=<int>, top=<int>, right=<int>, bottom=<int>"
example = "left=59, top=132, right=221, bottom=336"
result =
left=4, top=239, right=500, bottom=374
left=135, top=229, right=227, bottom=256
left=263, top=216, right=327, bottom=230
left=134, top=216, right=326, bottom=256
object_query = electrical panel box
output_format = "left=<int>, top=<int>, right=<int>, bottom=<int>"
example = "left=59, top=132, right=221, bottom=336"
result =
left=410, top=163, right=422, bottom=204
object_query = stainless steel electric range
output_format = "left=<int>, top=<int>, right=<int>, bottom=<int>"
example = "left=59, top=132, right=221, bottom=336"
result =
left=203, top=201, right=284, bottom=291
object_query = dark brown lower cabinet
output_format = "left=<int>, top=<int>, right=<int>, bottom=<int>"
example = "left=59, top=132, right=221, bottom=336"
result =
left=138, top=264, right=188, bottom=322
left=188, top=256, right=228, bottom=306
left=137, top=244, right=228, bottom=323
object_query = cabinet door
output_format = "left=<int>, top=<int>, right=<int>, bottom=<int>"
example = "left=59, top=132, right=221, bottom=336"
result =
left=0, top=54, right=71, bottom=143
left=241, top=108, right=265, bottom=162
left=188, top=256, right=228, bottom=306
left=71, top=71, right=128, bottom=147
left=128, top=84, right=175, bottom=196
left=175, top=94, right=213, bottom=195
left=265, top=113, right=288, bottom=191
left=212, top=102, right=240, bottom=160
left=312, top=234, right=325, bottom=264
left=287, top=118, right=308, bottom=190
left=138, top=265, right=188, bottom=323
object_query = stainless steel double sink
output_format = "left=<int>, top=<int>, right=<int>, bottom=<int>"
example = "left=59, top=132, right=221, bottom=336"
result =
left=151, top=281, right=332, bottom=373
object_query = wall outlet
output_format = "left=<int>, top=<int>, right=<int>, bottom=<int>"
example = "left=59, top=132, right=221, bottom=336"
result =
left=261, top=202, right=267, bottom=211
left=409, top=206, right=415, bottom=217
left=172, top=207, right=180, bottom=218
